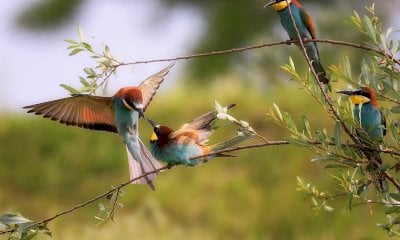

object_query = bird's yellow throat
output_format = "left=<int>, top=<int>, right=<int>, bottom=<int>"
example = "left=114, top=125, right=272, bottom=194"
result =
left=272, top=0, right=292, bottom=11
left=349, top=95, right=370, bottom=105
left=150, top=132, right=158, bottom=141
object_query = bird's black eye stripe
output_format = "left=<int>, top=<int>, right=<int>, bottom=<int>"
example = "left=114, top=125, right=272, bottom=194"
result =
left=154, top=127, right=160, bottom=135
left=359, top=91, right=371, bottom=99
left=125, top=98, right=138, bottom=110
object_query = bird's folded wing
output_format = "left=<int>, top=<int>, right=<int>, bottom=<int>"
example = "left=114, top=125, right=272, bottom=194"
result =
left=23, top=94, right=117, bottom=132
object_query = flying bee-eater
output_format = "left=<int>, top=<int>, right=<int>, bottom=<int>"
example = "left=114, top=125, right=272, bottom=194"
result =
left=146, top=104, right=254, bottom=167
left=23, top=63, right=174, bottom=190
left=264, top=0, right=330, bottom=85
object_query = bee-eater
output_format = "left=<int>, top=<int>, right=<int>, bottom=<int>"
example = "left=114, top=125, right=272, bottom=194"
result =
left=23, top=63, right=174, bottom=190
left=338, top=87, right=387, bottom=191
left=338, top=87, right=386, bottom=144
left=264, top=0, right=330, bottom=85
left=147, top=104, right=253, bottom=167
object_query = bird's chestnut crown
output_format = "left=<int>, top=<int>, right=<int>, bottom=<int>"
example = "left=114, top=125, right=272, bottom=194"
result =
left=113, top=87, right=144, bottom=111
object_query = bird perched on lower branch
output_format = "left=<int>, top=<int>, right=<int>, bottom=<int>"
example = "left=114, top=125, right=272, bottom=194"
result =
left=146, top=104, right=254, bottom=167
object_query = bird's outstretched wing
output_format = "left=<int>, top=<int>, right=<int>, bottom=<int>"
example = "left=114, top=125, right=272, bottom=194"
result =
left=139, top=63, right=174, bottom=112
left=23, top=94, right=117, bottom=132
left=299, top=7, right=317, bottom=39
left=171, top=104, right=236, bottom=143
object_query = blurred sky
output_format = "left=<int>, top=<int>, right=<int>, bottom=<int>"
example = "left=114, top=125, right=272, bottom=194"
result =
left=0, top=0, right=203, bottom=111
left=1, top=1, right=399, bottom=112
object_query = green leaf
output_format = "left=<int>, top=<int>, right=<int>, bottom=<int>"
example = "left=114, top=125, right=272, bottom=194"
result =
left=77, top=25, right=84, bottom=42
left=69, top=48, right=84, bottom=56
left=64, top=39, right=78, bottom=44
left=390, top=193, right=400, bottom=202
left=324, top=164, right=349, bottom=169
left=334, top=121, right=341, bottom=146
left=348, top=193, right=353, bottom=211
left=0, top=213, right=31, bottom=225
left=287, top=138, right=310, bottom=148
left=79, top=77, right=89, bottom=87
left=272, top=103, right=283, bottom=121
left=391, top=106, right=400, bottom=114
left=59, top=84, right=80, bottom=94
left=386, top=206, right=400, bottom=214
left=311, top=154, right=340, bottom=163
left=301, top=115, right=312, bottom=138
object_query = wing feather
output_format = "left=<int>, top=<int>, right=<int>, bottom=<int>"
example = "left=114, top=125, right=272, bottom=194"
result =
left=299, top=8, right=317, bottom=39
left=24, top=94, right=117, bottom=132
left=139, top=63, right=174, bottom=112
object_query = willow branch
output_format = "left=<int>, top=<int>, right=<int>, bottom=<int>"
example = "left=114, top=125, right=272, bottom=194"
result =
left=111, top=39, right=400, bottom=66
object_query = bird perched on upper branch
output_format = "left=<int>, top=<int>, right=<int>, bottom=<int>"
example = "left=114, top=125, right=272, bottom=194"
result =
left=147, top=104, right=253, bottom=167
left=23, top=63, right=174, bottom=190
left=264, top=0, right=330, bottom=86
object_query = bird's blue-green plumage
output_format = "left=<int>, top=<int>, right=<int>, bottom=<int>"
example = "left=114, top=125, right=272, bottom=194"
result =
left=353, top=102, right=384, bottom=140
left=271, top=1, right=329, bottom=84
left=150, top=141, right=202, bottom=167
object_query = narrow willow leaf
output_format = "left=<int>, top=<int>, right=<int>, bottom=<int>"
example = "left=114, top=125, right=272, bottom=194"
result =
left=0, top=213, right=31, bottom=225
left=389, top=193, right=400, bottom=202
left=301, top=116, right=312, bottom=139
left=348, top=193, right=353, bottom=211
left=77, top=25, right=84, bottom=42
left=282, top=111, right=298, bottom=132
left=272, top=103, right=283, bottom=121
left=287, top=138, right=310, bottom=148
left=334, top=121, right=341, bottom=146
left=324, top=164, right=349, bottom=169
left=59, top=84, right=80, bottom=94
left=386, top=206, right=400, bottom=214
left=69, top=48, right=84, bottom=56
left=391, top=106, right=400, bottom=114
left=311, top=154, right=340, bottom=163
left=64, top=39, right=78, bottom=44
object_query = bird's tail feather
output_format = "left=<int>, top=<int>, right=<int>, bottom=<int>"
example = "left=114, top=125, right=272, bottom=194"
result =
left=126, top=139, right=164, bottom=191
left=311, top=60, right=330, bottom=85
left=211, top=134, right=254, bottom=154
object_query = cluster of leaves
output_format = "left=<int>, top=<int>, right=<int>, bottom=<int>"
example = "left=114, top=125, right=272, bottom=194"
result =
left=0, top=213, right=51, bottom=240
left=95, top=188, right=124, bottom=225
left=62, top=26, right=121, bottom=94
left=269, top=4, right=400, bottom=236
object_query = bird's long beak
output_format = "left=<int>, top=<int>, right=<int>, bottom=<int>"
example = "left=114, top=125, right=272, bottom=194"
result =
left=146, top=117, right=158, bottom=129
left=337, top=90, right=356, bottom=96
left=137, top=108, right=145, bottom=118
left=263, top=0, right=276, bottom=9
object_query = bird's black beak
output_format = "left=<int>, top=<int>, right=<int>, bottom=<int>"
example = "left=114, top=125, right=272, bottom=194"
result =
left=137, top=108, right=145, bottom=118
left=146, top=117, right=158, bottom=129
left=337, top=90, right=361, bottom=96
left=263, top=0, right=277, bottom=9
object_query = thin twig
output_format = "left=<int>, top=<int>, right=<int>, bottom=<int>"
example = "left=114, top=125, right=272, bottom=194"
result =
left=110, top=39, right=400, bottom=66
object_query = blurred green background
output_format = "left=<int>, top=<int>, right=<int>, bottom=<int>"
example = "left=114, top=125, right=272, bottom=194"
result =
left=1, top=0, right=399, bottom=239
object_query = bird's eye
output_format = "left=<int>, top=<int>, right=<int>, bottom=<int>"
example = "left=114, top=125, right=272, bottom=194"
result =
left=154, top=127, right=160, bottom=135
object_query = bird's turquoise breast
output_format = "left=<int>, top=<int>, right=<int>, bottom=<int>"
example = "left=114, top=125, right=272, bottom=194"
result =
left=113, top=99, right=140, bottom=136
left=354, top=103, right=383, bottom=139
left=150, top=141, right=203, bottom=167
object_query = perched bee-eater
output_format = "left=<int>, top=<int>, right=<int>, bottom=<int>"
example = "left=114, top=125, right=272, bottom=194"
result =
left=147, top=104, right=253, bottom=167
left=23, top=63, right=174, bottom=190
left=338, top=87, right=386, bottom=143
left=264, top=0, right=329, bottom=85
left=338, top=87, right=387, bottom=191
